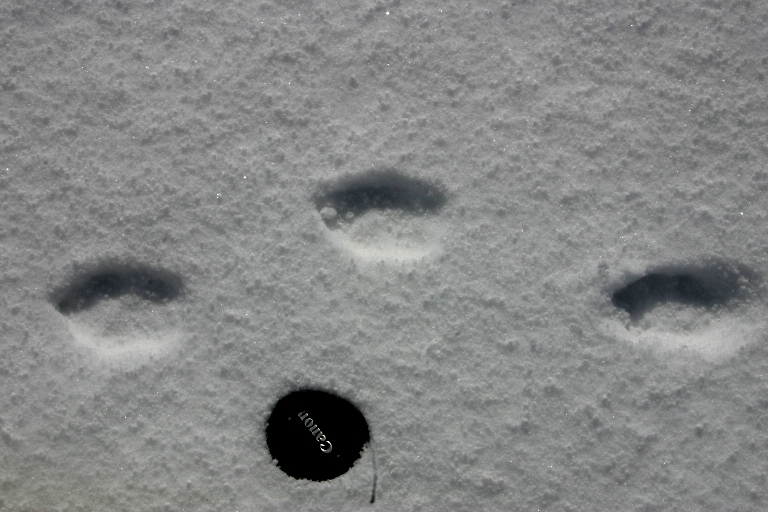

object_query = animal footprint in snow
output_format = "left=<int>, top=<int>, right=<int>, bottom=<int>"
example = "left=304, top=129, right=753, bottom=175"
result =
left=313, top=169, right=447, bottom=263
left=607, top=261, right=764, bottom=361
left=51, top=263, right=183, bottom=366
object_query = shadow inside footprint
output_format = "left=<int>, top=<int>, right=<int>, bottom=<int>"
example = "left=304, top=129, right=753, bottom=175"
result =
left=611, top=262, right=755, bottom=321
left=54, top=265, right=183, bottom=315
left=313, top=168, right=447, bottom=229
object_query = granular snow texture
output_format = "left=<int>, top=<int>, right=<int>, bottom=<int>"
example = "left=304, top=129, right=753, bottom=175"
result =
left=1, top=0, right=768, bottom=510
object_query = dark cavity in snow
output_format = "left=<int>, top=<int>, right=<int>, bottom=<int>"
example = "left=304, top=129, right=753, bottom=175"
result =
left=611, top=261, right=757, bottom=321
left=265, top=388, right=370, bottom=482
left=313, top=168, right=447, bottom=229
left=52, top=264, right=183, bottom=315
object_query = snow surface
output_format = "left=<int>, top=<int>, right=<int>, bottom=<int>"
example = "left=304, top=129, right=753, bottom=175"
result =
left=1, top=0, right=768, bottom=510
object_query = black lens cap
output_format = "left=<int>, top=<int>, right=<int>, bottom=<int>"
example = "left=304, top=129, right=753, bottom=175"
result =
left=265, top=388, right=371, bottom=482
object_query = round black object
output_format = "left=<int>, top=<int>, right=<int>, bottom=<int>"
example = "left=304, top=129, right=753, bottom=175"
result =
left=265, top=389, right=370, bottom=482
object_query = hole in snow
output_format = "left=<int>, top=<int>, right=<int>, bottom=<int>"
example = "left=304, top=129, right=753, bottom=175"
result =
left=313, top=169, right=448, bottom=264
left=265, top=388, right=370, bottom=482
left=51, top=262, right=184, bottom=366
left=607, top=260, right=764, bottom=362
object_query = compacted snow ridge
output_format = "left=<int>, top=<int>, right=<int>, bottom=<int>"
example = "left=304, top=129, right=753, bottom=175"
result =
left=1, top=0, right=768, bottom=510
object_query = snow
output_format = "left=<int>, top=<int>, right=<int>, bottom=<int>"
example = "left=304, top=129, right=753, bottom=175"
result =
left=1, top=0, right=768, bottom=510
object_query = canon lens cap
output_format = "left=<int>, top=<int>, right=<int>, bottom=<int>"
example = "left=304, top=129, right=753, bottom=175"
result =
left=265, top=388, right=370, bottom=481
